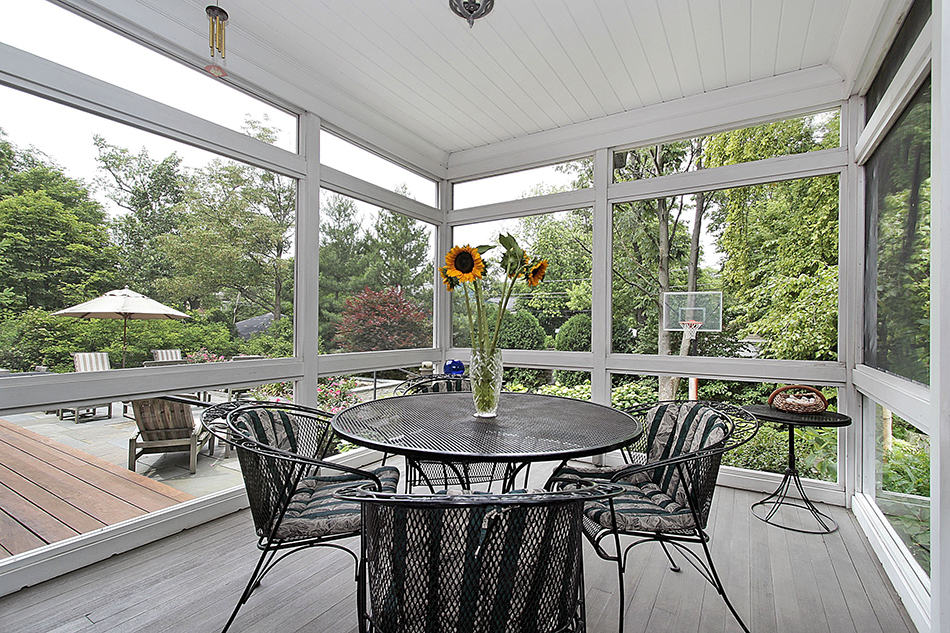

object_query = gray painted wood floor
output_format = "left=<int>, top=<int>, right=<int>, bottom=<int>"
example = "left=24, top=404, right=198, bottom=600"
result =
left=0, top=464, right=917, bottom=633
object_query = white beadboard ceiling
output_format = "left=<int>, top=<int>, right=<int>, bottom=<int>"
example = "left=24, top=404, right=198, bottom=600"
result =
left=85, top=0, right=904, bottom=172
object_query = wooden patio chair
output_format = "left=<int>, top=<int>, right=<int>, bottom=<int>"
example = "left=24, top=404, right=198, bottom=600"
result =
left=128, top=398, right=214, bottom=474
left=151, top=348, right=183, bottom=361
left=58, top=352, right=114, bottom=422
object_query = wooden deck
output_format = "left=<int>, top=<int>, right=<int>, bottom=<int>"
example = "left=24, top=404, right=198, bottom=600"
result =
left=0, top=461, right=916, bottom=633
left=0, top=418, right=192, bottom=557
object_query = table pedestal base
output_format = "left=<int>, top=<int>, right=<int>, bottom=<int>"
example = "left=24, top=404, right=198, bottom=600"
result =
left=751, top=466, right=838, bottom=534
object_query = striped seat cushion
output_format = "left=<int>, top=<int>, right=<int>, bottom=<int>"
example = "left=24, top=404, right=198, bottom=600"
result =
left=274, top=466, right=400, bottom=540
left=635, top=403, right=729, bottom=505
left=584, top=481, right=695, bottom=533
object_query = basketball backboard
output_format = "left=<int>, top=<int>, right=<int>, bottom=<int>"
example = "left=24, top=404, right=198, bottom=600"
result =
left=662, top=291, right=722, bottom=332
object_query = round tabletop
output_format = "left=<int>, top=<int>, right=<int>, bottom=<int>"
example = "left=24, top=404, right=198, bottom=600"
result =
left=331, top=391, right=643, bottom=463
left=745, top=404, right=852, bottom=428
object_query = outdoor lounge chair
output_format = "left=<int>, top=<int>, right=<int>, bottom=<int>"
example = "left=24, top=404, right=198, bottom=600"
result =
left=337, top=483, right=623, bottom=633
left=553, top=400, right=759, bottom=633
left=128, top=397, right=214, bottom=474
left=203, top=401, right=400, bottom=633
left=58, top=352, right=114, bottom=422
left=151, top=348, right=183, bottom=361
left=392, top=374, right=520, bottom=492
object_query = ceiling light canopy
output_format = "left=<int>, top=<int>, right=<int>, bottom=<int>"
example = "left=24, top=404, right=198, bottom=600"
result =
left=449, top=0, right=494, bottom=28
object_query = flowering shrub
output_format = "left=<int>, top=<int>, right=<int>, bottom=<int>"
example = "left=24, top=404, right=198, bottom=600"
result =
left=335, top=287, right=430, bottom=352
left=317, top=376, right=361, bottom=414
left=250, top=381, right=293, bottom=401
left=185, top=347, right=225, bottom=363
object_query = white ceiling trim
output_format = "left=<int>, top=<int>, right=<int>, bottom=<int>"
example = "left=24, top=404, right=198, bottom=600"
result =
left=66, top=0, right=451, bottom=178
left=446, top=65, right=848, bottom=181
left=831, top=0, right=914, bottom=96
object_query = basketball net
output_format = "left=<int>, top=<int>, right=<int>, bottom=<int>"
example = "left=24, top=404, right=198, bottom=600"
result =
left=679, top=319, right=703, bottom=341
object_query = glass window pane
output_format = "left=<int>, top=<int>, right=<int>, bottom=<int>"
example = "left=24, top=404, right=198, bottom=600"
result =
left=874, top=403, right=931, bottom=574
left=0, top=84, right=296, bottom=371
left=318, top=190, right=435, bottom=354
left=611, top=175, right=839, bottom=365
left=320, top=131, right=437, bottom=206
left=450, top=209, right=593, bottom=350
left=864, top=77, right=931, bottom=384
left=505, top=369, right=592, bottom=400
left=1, top=0, right=297, bottom=152
left=452, top=158, right=591, bottom=209
left=612, top=111, right=839, bottom=183
left=609, top=374, right=839, bottom=483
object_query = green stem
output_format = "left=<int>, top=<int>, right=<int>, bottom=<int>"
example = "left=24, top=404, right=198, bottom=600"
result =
left=473, top=279, right=487, bottom=353
left=489, top=275, right=510, bottom=355
left=463, top=283, right=477, bottom=350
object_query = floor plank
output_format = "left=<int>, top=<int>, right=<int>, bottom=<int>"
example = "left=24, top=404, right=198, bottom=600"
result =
left=0, top=467, right=917, bottom=633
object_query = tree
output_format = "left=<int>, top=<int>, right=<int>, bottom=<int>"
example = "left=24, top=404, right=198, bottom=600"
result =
left=94, top=136, right=187, bottom=298
left=0, top=133, right=117, bottom=312
left=156, top=122, right=295, bottom=321
left=318, top=192, right=369, bottom=346
left=365, top=209, right=432, bottom=300
left=335, top=286, right=429, bottom=352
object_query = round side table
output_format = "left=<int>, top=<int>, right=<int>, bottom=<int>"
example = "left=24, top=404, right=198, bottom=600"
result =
left=745, top=404, right=851, bottom=534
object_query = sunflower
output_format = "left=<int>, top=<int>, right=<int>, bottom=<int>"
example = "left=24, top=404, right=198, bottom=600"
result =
left=508, top=251, right=530, bottom=278
left=445, top=245, right=484, bottom=282
left=526, top=259, right=548, bottom=286
left=439, top=266, right=459, bottom=292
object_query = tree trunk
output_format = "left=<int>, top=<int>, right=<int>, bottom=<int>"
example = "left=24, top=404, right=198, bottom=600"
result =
left=657, top=187, right=675, bottom=400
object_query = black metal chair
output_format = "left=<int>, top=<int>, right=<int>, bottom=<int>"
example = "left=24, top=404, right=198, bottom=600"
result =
left=554, top=400, right=759, bottom=633
left=393, top=374, right=521, bottom=492
left=337, top=482, right=624, bottom=633
left=204, top=401, right=400, bottom=633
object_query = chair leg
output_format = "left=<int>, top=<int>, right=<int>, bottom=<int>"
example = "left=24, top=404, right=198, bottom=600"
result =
left=128, top=438, right=137, bottom=471
left=659, top=540, right=681, bottom=572
left=190, top=436, right=198, bottom=474
left=698, top=533, right=750, bottom=633
left=221, top=547, right=272, bottom=633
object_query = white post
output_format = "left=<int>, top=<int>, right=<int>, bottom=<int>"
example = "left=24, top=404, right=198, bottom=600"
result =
left=295, top=112, right=320, bottom=408
left=436, top=178, right=453, bottom=369
left=930, top=2, right=949, bottom=630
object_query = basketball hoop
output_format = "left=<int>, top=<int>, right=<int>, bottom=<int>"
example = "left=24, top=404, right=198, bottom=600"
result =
left=679, top=319, right=703, bottom=341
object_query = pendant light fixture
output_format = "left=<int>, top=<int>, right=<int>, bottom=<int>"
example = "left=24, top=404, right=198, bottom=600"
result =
left=449, top=0, right=494, bottom=28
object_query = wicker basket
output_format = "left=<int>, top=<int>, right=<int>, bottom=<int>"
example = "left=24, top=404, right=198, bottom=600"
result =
left=767, top=385, right=828, bottom=414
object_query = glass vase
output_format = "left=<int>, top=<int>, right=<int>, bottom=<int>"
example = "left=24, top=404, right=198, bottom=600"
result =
left=470, top=348, right=503, bottom=418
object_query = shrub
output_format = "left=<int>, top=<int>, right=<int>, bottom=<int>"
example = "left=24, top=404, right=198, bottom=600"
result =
left=242, top=316, right=293, bottom=358
left=498, top=310, right=547, bottom=387
left=554, top=314, right=591, bottom=386
left=335, top=287, right=430, bottom=352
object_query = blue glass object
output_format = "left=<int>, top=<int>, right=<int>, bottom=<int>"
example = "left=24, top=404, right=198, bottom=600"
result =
left=443, top=359, right=465, bottom=375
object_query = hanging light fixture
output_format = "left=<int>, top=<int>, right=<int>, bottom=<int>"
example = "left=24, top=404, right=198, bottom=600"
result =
left=204, top=3, right=229, bottom=78
left=449, top=0, right=494, bottom=28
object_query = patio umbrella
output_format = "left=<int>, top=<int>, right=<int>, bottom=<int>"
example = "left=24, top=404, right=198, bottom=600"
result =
left=52, top=287, right=189, bottom=368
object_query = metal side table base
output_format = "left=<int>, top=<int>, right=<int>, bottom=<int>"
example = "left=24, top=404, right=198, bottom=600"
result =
left=750, top=425, right=838, bottom=534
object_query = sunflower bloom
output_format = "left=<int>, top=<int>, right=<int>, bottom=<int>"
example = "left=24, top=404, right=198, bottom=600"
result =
left=439, top=266, right=459, bottom=292
left=445, top=245, right=484, bottom=282
left=526, top=260, right=548, bottom=286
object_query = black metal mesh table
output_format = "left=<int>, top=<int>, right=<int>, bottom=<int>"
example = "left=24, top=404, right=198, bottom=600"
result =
left=745, top=404, right=852, bottom=534
left=332, top=392, right=642, bottom=491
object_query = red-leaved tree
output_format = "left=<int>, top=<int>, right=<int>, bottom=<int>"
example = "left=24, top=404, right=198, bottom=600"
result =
left=335, top=287, right=430, bottom=352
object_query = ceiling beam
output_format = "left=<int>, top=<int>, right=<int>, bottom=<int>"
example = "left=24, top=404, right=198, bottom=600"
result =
left=446, top=65, right=847, bottom=181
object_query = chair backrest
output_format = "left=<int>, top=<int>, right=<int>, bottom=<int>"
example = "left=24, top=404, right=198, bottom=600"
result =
left=151, top=349, right=182, bottom=361
left=223, top=403, right=346, bottom=538
left=73, top=352, right=111, bottom=372
left=131, top=398, right=196, bottom=442
left=395, top=374, right=471, bottom=395
left=342, top=486, right=619, bottom=633
left=623, top=401, right=745, bottom=526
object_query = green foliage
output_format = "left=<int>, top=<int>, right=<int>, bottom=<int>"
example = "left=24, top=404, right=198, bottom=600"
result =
left=722, top=422, right=837, bottom=482
left=0, top=308, right=238, bottom=371
left=241, top=316, right=293, bottom=358
left=498, top=309, right=546, bottom=349
left=610, top=378, right=659, bottom=410
left=555, top=313, right=591, bottom=351
left=881, top=435, right=930, bottom=497
left=497, top=309, right=547, bottom=387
